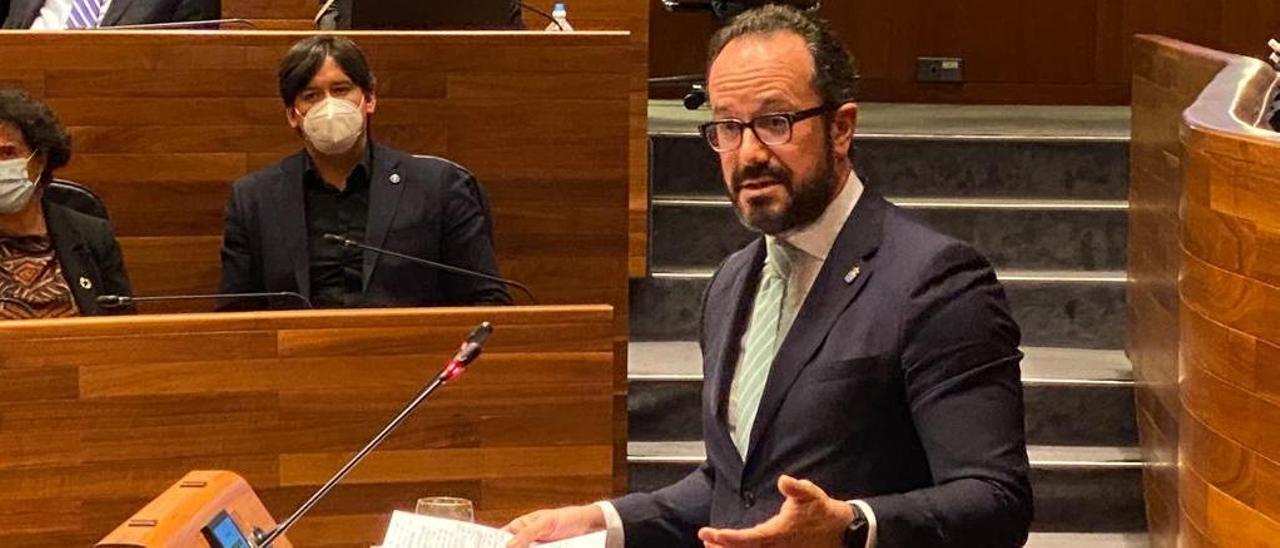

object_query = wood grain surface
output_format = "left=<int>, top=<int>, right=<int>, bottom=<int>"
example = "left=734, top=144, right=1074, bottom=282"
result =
left=1130, top=34, right=1280, bottom=547
left=651, top=1, right=1280, bottom=104
left=0, top=306, right=618, bottom=548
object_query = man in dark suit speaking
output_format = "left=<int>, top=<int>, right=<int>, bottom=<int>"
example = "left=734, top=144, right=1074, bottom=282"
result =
left=505, top=6, right=1031, bottom=547
left=1, top=0, right=218, bottom=29
left=218, top=36, right=511, bottom=310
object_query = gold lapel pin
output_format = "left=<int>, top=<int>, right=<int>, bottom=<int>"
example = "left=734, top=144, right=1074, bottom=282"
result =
left=79, top=276, right=92, bottom=290
left=843, top=265, right=861, bottom=284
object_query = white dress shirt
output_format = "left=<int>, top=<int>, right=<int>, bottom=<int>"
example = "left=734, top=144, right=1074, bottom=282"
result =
left=30, top=0, right=114, bottom=30
left=598, top=171, right=878, bottom=548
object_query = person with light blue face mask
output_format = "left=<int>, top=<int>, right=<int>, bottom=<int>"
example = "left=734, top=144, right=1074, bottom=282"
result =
left=0, top=89, right=134, bottom=319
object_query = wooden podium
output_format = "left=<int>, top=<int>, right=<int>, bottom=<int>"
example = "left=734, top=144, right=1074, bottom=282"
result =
left=0, top=306, right=619, bottom=547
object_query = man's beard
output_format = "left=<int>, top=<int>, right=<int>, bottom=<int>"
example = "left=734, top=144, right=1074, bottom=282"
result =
left=727, top=138, right=838, bottom=235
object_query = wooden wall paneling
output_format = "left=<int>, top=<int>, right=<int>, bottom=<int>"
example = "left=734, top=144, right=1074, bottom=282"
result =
left=0, top=306, right=617, bottom=548
left=1219, top=0, right=1280, bottom=60
left=522, top=0, right=652, bottom=277
left=224, top=0, right=313, bottom=21
left=651, top=1, right=1280, bottom=104
left=515, top=0, right=649, bottom=479
left=647, top=0, right=715, bottom=100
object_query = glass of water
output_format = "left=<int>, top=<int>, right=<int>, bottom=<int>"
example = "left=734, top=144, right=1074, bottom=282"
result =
left=414, top=496, right=475, bottom=522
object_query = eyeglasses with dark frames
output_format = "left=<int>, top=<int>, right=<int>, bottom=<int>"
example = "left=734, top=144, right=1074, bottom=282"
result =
left=698, top=104, right=833, bottom=152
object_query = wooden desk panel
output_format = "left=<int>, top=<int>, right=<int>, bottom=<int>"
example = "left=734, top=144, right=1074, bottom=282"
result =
left=0, top=306, right=617, bottom=548
left=1130, top=34, right=1280, bottom=547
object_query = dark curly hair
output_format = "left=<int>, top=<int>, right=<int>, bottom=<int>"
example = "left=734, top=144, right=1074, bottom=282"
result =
left=706, top=5, right=858, bottom=110
left=0, top=89, right=71, bottom=183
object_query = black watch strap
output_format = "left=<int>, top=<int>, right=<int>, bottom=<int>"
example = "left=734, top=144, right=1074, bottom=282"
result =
left=843, top=502, right=869, bottom=548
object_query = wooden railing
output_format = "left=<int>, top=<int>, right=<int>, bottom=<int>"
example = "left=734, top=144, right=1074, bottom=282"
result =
left=1130, top=34, right=1280, bottom=547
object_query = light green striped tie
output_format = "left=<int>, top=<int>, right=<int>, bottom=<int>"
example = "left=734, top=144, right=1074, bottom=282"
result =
left=729, top=238, right=794, bottom=458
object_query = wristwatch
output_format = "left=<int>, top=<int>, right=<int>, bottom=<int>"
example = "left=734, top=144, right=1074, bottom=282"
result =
left=843, top=502, right=869, bottom=548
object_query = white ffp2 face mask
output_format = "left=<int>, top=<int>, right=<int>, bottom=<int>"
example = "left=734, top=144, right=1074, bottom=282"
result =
left=0, top=153, right=38, bottom=215
left=300, top=96, right=367, bottom=155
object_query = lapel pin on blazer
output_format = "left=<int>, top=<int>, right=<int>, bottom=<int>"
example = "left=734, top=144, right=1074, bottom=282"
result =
left=389, top=173, right=402, bottom=184
left=79, top=276, right=92, bottom=290
left=844, top=264, right=861, bottom=284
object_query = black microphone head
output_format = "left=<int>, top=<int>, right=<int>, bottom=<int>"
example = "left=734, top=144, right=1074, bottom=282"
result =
left=467, top=322, right=493, bottom=346
left=322, top=233, right=351, bottom=246
left=95, top=294, right=127, bottom=307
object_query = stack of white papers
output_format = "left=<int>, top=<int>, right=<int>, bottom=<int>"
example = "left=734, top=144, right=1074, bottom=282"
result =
left=381, top=510, right=606, bottom=548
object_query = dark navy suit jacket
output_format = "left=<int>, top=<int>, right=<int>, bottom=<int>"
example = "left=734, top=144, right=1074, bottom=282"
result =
left=2, top=0, right=219, bottom=28
left=612, top=190, right=1032, bottom=547
left=218, top=142, right=511, bottom=310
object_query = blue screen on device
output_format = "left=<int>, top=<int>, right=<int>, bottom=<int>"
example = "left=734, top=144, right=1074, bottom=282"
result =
left=204, top=512, right=250, bottom=548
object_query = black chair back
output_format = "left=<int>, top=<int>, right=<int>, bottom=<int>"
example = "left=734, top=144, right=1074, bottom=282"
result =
left=45, top=179, right=110, bottom=220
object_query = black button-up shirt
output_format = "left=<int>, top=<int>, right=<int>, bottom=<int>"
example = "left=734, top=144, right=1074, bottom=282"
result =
left=304, top=150, right=372, bottom=308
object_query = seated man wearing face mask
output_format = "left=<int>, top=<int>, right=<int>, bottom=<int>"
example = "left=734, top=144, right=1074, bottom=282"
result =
left=218, top=35, right=512, bottom=310
left=0, top=89, right=133, bottom=319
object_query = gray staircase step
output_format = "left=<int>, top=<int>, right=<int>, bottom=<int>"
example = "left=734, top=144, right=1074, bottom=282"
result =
left=651, top=134, right=1129, bottom=200
left=649, top=102, right=1131, bottom=202
left=628, top=343, right=1136, bottom=447
left=627, top=441, right=1146, bottom=533
left=1026, top=533, right=1149, bottom=547
left=650, top=197, right=1127, bottom=272
left=629, top=342, right=1132, bottom=380
left=631, top=271, right=1126, bottom=349
left=650, top=101, right=1132, bottom=141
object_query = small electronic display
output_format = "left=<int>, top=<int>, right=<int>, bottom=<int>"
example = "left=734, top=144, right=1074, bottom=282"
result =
left=201, top=511, right=251, bottom=548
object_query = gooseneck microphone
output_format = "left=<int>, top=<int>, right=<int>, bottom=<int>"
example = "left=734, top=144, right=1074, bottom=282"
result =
left=253, top=322, right=494, bottom=548
left=95, top=292, right=313, bottom=309
left=321, top=233, right=537, bottom=304
left=516, top=1, right=563, bottom=30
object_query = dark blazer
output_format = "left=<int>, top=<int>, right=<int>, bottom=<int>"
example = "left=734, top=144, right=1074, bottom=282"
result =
left=2, top=0, right=219, bottom=28
left=42, top=199, right=134, bottom=316
left=612, top=190, right=1032, bottom=547
left=218, top=142, right=511, bottom=310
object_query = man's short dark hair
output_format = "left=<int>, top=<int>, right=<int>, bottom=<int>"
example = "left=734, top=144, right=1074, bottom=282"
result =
left=0, top=89, right=71, bottom=181
left=278, top=35, right=375, bottom=107
left=706, top=5, right=858, bottom=108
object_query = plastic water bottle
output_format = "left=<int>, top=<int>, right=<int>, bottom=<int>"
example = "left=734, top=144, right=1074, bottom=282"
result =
left=545, top=2, right=573, bottom=32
